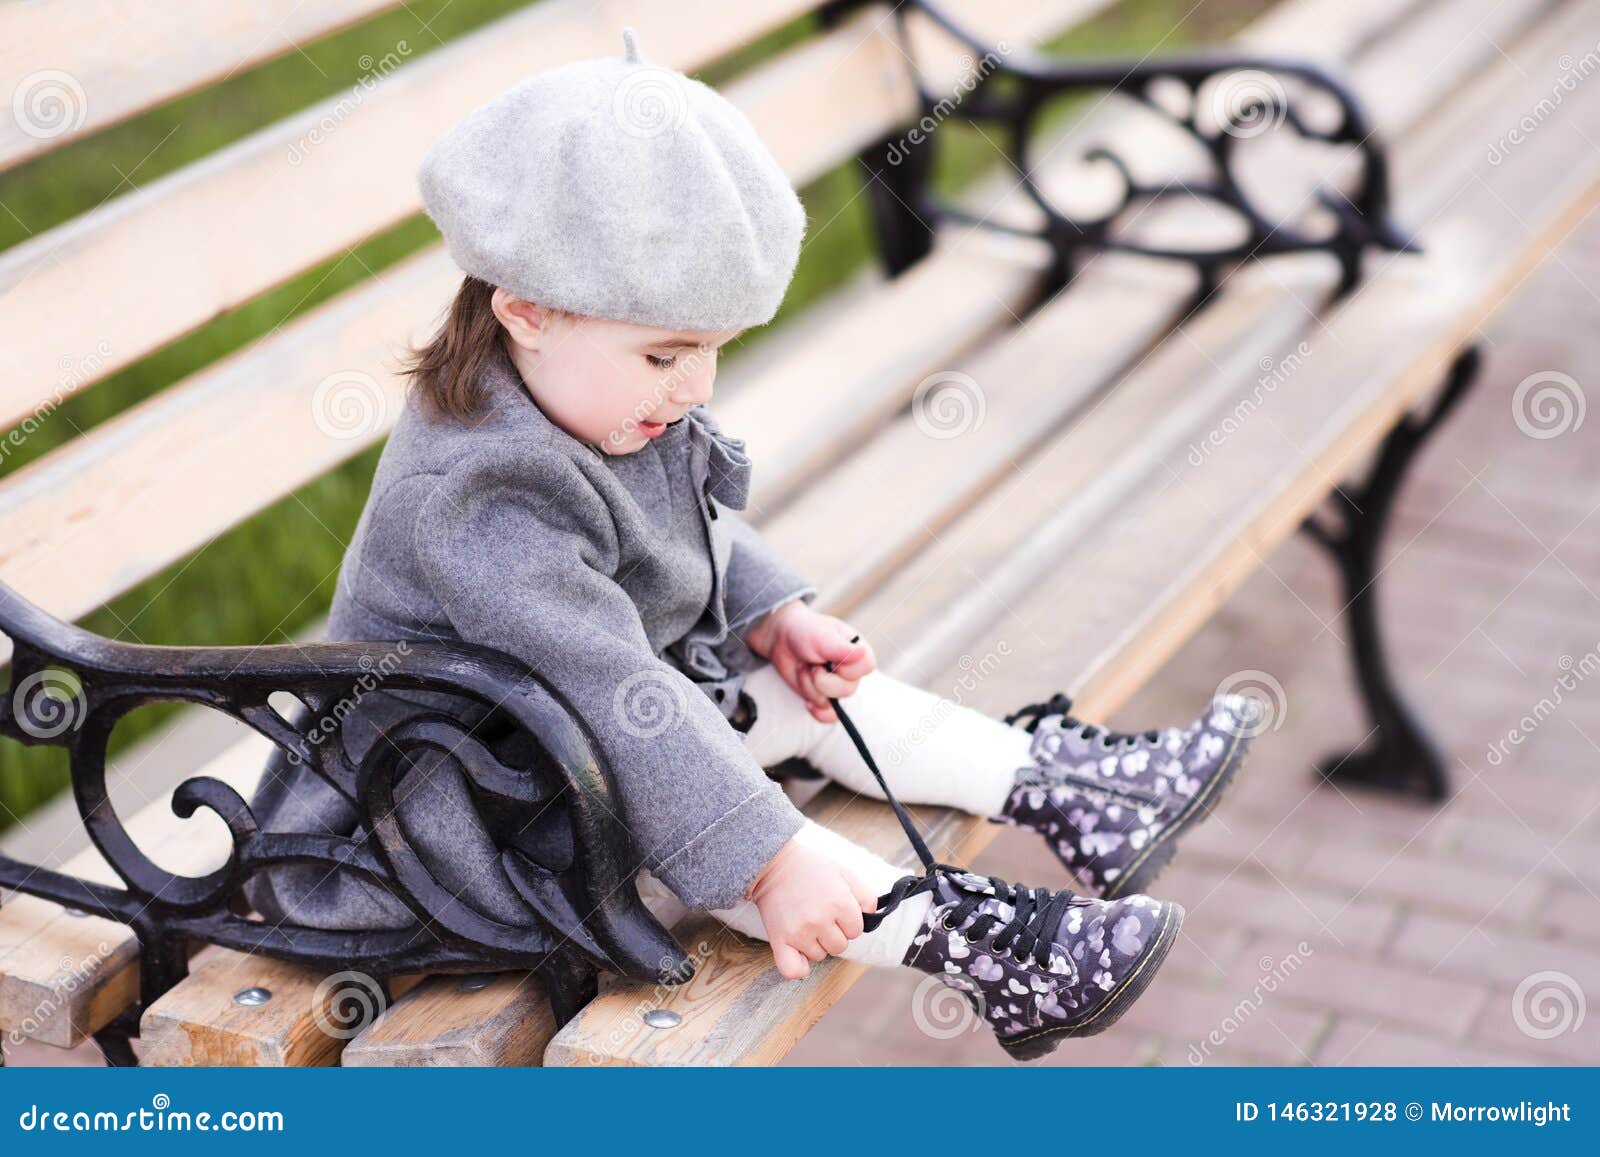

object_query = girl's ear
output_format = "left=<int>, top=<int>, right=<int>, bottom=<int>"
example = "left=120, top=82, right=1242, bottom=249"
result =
left=491, top=287, right=550, bottom=352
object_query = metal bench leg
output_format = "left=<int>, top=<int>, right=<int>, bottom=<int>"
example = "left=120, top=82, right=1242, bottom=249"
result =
left=1301, top=345, right=1482, bottom=802
left=541, top=949, right=601, bottom=1029
left=92, top=1010, right=142, bottom=1068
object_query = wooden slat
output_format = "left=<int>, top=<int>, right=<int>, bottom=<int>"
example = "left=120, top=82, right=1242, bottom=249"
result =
left=0, top=0, right=1104, bottom=431
left=0, top=0, right=814, bottom=427
left=0, top=0, right=1099, bottom=669
left=0, top=735, right=272, bottom=1047
left=751, top=0, right=1550, bottom=610
left=540, top=0, right=1585, bottom=1066
left=0, top=0, right=1548, bottom=1062
left=341, top=972, right=556, bottom=1067
left=138, top=947, right=425, bottom=1067
left=0, top=0, right=1108, bottom=1058
left=0, top=1, right=403, bottom=172
left=875, top=0, right=1593, bottom=686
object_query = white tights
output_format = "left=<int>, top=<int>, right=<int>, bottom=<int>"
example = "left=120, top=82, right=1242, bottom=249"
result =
left=635, top=663, right=1035, bottom=968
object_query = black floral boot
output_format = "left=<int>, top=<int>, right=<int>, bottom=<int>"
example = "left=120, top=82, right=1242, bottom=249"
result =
left=992, top=692, right=1260, bottom=899
left=873, top=864, right=1182, bottom=1061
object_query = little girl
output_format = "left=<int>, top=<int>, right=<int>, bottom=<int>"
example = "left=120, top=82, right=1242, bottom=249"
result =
left=246, top=30, right=1257, bottom=1061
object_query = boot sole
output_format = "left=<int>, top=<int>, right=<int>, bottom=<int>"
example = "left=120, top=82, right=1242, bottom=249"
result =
left=1100, top=723, right=1253, bottom=902
left=997, top=898, right=1184, bottom=1062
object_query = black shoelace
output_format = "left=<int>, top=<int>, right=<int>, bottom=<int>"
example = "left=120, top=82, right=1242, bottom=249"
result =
left=1003, top=691, right=1160, bottom=745
left=822, top=650, right=1091, bottom=962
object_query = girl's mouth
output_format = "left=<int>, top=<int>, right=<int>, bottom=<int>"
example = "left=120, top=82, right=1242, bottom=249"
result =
left=640, top=420, right=666, bottom=437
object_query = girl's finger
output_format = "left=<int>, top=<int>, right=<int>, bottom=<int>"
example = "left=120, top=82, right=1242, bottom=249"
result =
left=796, top=663, right=826, bottom=708
left=836, top=905, right=865, bottom=941
left=771, top=940, right=810, bottom=980
left=810, top=667, right=857, bottom=700
left=842, top=869, right=879, bottom=916
left=818, top=925, right=849, bottom=956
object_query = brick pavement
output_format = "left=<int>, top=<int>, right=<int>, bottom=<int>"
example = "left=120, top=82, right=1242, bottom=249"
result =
left=7, top=183, right=1597, bottom=1076
left=782, top=215, right=1600, bottom=1068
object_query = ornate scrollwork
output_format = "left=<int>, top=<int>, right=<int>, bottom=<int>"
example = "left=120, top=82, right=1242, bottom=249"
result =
left=845, top=0, right=1415, bottom=295
left=0, top=581, right=689, bottom=1063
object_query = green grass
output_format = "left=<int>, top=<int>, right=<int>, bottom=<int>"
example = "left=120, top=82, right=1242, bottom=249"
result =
left=0, top=0, right=1270, bottom=830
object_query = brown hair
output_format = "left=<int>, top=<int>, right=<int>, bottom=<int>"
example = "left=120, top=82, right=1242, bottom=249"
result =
left=400, top=275, right=572, bottom=423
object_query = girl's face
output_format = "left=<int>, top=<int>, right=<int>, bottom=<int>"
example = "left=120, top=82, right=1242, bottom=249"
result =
left=492, top=288, right=742, bottom=455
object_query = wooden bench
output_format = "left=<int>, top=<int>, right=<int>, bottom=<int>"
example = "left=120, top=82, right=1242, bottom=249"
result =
left=3, top=0, right=1597, bottom=1068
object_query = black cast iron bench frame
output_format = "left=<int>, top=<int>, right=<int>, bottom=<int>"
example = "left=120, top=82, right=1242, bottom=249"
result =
left=0, top=0, right=1463, bottom=1067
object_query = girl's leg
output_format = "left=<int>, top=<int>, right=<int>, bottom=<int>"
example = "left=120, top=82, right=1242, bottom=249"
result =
left=636, top=817, right=932, bottom=969
left=739, top=661, right=1034, bottom=817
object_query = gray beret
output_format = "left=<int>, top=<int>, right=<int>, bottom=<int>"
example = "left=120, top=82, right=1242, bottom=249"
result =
left=418, top=27, right=807, bottom=332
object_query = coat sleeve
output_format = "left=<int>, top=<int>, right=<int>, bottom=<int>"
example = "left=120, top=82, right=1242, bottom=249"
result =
left=720, top=509, right=819, bottom=635
left=411, top=448, right=806, bottom=911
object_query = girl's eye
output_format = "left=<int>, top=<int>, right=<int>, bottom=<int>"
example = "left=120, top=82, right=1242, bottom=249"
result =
left=646, top=353, right=677, bottom=369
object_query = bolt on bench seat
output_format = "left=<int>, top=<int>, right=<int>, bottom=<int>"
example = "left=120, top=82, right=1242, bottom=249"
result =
left=5, top=0, right=1598, bottom=1068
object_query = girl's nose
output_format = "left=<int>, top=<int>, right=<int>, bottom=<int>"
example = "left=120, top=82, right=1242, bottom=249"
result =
left=674, top=356, right=717, bottom=406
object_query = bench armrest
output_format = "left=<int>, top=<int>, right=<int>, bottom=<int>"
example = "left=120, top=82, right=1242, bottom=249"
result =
left=0, top=580, right=689, bottom=1019
left=857, top=0, right=1416, bottom=293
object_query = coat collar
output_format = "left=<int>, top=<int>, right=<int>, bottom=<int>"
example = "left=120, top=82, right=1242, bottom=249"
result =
left=477, top=341, right=753, bottom=512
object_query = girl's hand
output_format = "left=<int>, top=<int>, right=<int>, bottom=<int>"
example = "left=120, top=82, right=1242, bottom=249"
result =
left=746, top=600, right=876, bottom=723
left=744, top=834, right=879, bottom=979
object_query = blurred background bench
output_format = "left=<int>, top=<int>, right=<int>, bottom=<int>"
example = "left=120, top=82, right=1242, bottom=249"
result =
left=3, top=0, right=1597, bottom=1067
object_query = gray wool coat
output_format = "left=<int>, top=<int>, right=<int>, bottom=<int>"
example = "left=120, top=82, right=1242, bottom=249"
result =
left=242, top=341, right=818, bottom=930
